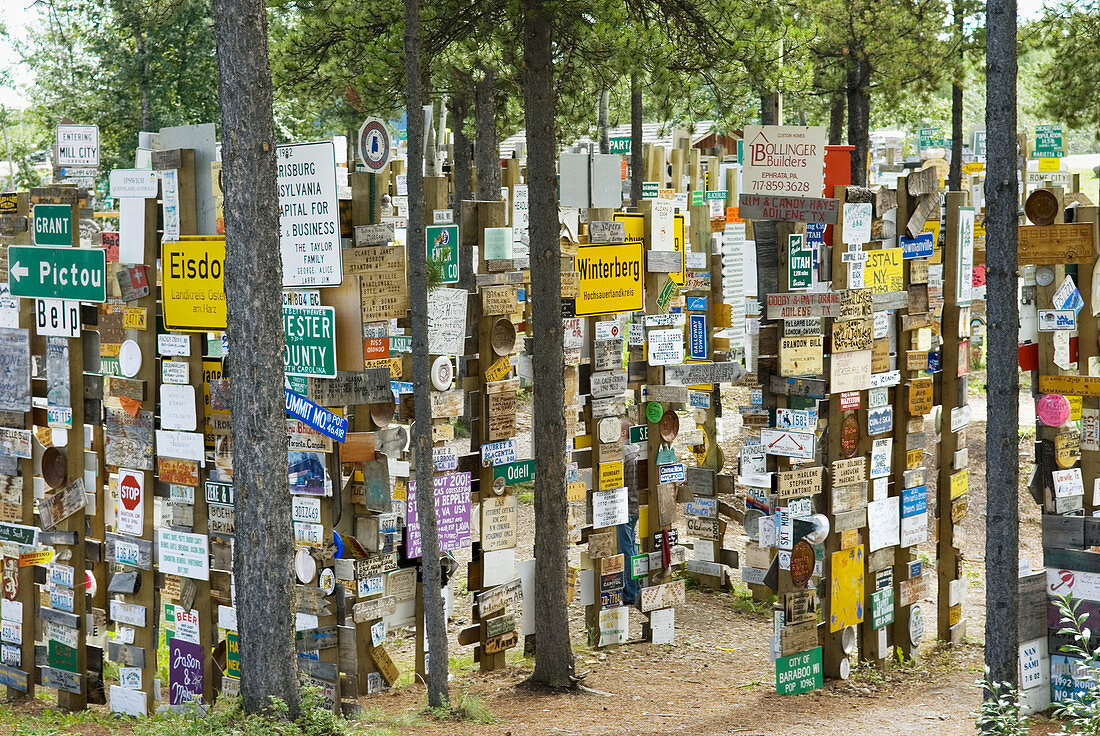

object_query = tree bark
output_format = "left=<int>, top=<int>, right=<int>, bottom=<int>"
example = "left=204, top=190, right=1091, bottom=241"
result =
left=983, top=0, right=1019, bottom=690
left=630, top=73, right=643, bottom=207
left=846, top=56, right=871, bottom=187
left=448, top=88, right=473, bottom=289
left=211, top=0, right=299, bottom=716
left=760, top=92, right=780, bottom=125
left=405, top=0, right=449, bottom=709
left=828, top=89, right=845, bottom=146
left=598, top=87, right=610, bottom=154
left=523, top=0, right=574, bottom=688
left=475, top=64, right=500, bottom=201
left=948, top=0, right=965, bottom=191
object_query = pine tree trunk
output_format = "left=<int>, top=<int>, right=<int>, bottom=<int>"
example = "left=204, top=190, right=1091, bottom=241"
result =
left=948, top=0, right=965, bottom=191
left=828, top=89, right=845, bottom=146
left=523, top=0, right=575, bottom=689
left=405, top=0, right=449, bottom=709
left=598, top=87, right=610, bottom=154
left=475, top=64, right=500, bottom=201
left=983, top=0, right=1019, bottom=689
left=211, top=0, right=299, bottom=716
left=448, top=88, right=473, bottom=289
left=760, top=92, right=780, bottom=125
left=630, top=73, right=643, bottom=206
left=846, top=57, right=870, bottom=187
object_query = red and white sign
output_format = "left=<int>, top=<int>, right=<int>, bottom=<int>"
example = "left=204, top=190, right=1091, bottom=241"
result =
left=117, top=468, right=144, bottom=537
left=839, top=391, right=860, bottom=411
left=174, top=607, right=200, bottom=644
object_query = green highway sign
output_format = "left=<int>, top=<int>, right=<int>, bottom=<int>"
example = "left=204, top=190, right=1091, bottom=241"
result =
left=205, top=480, right=234, bottom=506
left=494, top=459, right=534, bottom=485
left=283, top=305, right=337, bottom=378
left=788, top=234, right=812, bottom=290
left=32, top=204, right=74, bottom=246
left=426, top=224, right=460, bottom=284
left=776, top=646, right=823, bottom=695
left=609, top=137, right=631, bottom=155
left=1034, top=125, right=1063, bottom=157
left=9, top=246, right=106, bottom=302
left=918, top=127, right=944, bottom=148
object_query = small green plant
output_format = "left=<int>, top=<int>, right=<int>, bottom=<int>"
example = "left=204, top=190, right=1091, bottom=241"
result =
left=974, top=671, right=1029, bottom=736
left=1052, top=594, right=1100, bottom=734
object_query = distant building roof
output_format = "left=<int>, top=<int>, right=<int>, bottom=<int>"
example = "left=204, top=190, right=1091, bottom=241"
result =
left=499, top=120, right=734, bottom=159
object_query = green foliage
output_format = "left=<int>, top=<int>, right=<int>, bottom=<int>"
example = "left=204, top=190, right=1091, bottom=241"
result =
left=0, top=107, right=46, bottom=190
left=426, top=691, right=496, bottom=723
left=1033, top=2, right=1100, bottom=132
left=20, top=0, right=219, bottom=173
left=1052, top=595, right=1100, bottom=734
left=974, top=672, right=1029, bottom=736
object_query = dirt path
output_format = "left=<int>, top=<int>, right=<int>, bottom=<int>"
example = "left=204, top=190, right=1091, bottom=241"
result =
left=362, top=371, right=1050, bottom=736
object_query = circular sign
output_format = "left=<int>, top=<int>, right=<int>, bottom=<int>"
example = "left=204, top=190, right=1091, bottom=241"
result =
left=840, top=413, right=860, bottom=458
left=295, top=548, right=317, bottom=584
left=332, top=531, right=345, bottom=559
left=319, top=568, right=336, bottom=595
left=370, top=401, right=395, bottom=429
left=41, top=446, right=67, bottom=489
left=1025, top=188, right=1059, bottom=226
left=431, top=356, right=453, bottom=391
left=838, top=656, right=851, bottom=680
left=658, top=411, right=680, bottom=443
left=645, top=401, right=664, bottom=424
left=119, top=471, right=142, bottom=511
left=119, top=339, right=142, bottom=377
left=1036, top=265, right=1056, bottom=287
left=1037, top=393, right=1071, bottom=427
left=492, top=476, right=506, bottom=495
left=909, top=604, right=924, bottom=648
left=789, top=539, right=816, bottom=588
left=357, top=117, right=392, bottom=173
left=86, top=570, right=97, bottom=598
left=490, top=318, right=517, bottom=357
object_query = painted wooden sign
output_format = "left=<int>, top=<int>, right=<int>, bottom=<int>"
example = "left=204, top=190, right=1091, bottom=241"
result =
left=1038, top=375, right=1100, bottom=398
left=737, top=194, right=839, bottom=224
left=1017, top=223, right=1096, bottom=265
left=777, top=467, right=823, bottom=499
left=829, top=545, right=865, bottom=631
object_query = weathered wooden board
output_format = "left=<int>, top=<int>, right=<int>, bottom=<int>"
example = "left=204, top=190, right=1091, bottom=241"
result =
left=1018, top=223, right=1096, bottom=265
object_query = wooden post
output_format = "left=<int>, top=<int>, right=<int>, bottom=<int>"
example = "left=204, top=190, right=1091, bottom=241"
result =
left=937, top=191, right=967, bottom=643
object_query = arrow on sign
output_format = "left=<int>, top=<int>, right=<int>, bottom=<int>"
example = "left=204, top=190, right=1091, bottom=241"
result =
left=768, top=433, right=805, bottom=451
left=10, top=263, right=26, bottom=281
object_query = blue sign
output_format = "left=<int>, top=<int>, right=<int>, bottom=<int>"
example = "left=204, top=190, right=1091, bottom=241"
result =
left=867, top=406, right=892, bottom=436
left=806, top=222, right=826, bottom=247
left=689, top=314, right=708, bottom=360
left=658, top=463, right=686, bottom=484
left=285, top=389, right=347, bottom=442
left=390, top=380, right=413, bottom=395
left=900, top=485, right=927, bottom=518
left=686, top=296, right=707, bottom=311
left=926, top=351, right=941, bottom=373
left=900, top=232, right=934, bottom=260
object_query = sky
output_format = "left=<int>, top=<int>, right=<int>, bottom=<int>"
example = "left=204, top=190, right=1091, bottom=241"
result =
left=0, top=0, right=1055, bottom=112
